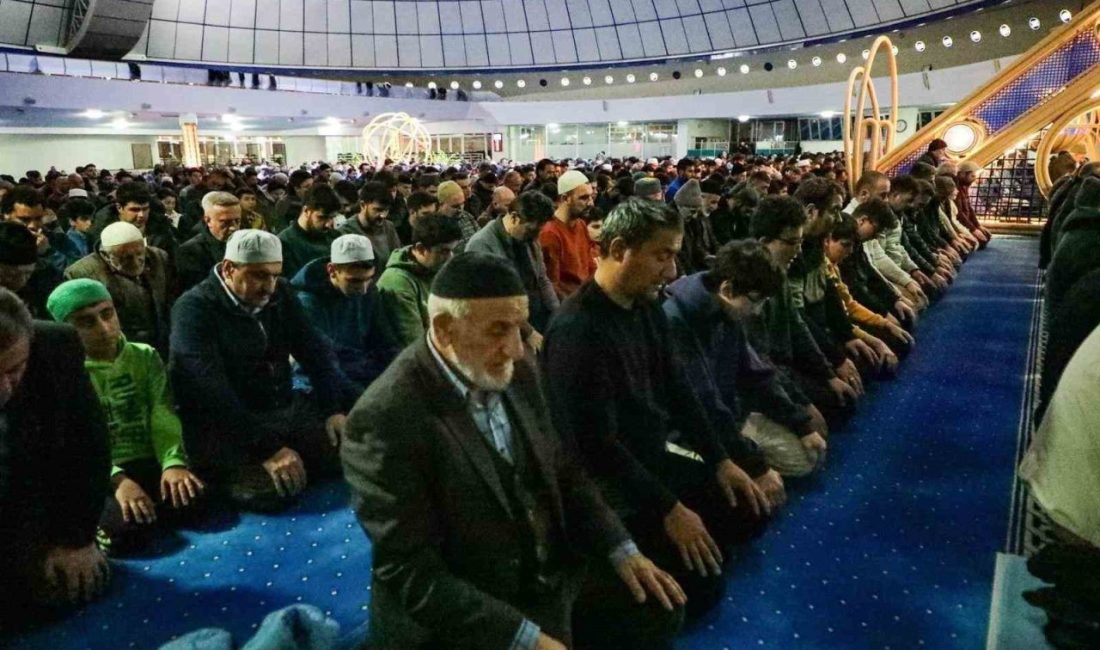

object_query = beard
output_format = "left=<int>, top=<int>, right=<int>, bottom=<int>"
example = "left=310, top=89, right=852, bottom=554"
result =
left=452, top=355, right=515, bottom=392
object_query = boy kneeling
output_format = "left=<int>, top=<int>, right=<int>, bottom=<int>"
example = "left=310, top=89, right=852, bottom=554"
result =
left=48, top=279, right=205, bottom=554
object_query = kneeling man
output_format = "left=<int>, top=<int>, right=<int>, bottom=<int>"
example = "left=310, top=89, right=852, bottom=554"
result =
left=342, top=252, right=685, bottom=650
left=171, top=230, right=350, bottom=512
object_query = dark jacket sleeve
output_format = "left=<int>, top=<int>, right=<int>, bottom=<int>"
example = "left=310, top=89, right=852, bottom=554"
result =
left=520, top=358, right=632, bottom=557
left=31, top=326, right=111, bottom=548
left=786, top=289, right=838, bottom=379
left=170, top=293, right=286, bottom=461
left=666, top=318, right=769, bottom=478
left=734, top=335, right=814, bottom=438
left=542, top=314, right=680, bottom=517
left=659, top=317, right=730, bottom=469
left=341, top=397, right=528, bottom=650
left=284, top=290, right=351, bottom=414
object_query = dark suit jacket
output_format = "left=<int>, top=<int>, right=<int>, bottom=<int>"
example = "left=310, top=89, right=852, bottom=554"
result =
left=0, top=323, right=110, bottom=560
left=341, top=339, right=629, bottom=650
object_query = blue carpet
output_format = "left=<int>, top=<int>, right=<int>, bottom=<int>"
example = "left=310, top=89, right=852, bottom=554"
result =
left=6, top=237, right=1039, bottom=650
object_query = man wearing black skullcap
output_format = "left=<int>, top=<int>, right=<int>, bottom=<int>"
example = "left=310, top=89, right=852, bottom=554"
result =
left=342, top=252, right=685, bottom=650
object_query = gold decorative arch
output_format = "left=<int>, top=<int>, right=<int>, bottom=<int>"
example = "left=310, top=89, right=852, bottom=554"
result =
left=842, top=35, right=899, bottom=194
left=1035, top=96, right=1100, bottom=197
left=361, top=112, right=433, bottom=167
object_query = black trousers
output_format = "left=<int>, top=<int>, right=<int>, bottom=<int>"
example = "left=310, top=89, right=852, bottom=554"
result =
left=202, top=397, right=341, bottom=513
left=572, top=561, right=685, bottom=649
left=623, top=453, right=768, bottom=621
left=98, top=458, right=206, bottom=554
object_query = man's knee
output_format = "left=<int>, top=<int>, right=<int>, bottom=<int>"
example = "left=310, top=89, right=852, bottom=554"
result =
left=221, top=466, right=296, bottom=513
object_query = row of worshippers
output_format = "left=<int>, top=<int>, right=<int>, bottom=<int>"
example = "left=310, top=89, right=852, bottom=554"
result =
left=1016, top=153, right=1100, bottom=647
left=1019, top=157, right=1100, bottom=568
left=0, top=154, right=981, bottom=648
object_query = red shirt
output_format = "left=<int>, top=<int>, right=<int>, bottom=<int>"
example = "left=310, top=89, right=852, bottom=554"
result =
left=539, top=217, right=597, bottom=299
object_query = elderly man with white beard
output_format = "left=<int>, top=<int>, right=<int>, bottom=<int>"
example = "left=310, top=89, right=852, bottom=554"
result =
left=341, top=251, right=686, bottom=650
left=64, top=221, right=173, bottom=358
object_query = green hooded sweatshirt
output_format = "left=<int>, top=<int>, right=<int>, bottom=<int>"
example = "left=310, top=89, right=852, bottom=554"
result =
left=376, top=245, right=435, bottom=348
left=84, top=336, right=188, bottom=477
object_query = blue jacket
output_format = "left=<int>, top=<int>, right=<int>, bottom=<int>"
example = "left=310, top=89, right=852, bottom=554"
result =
left=66, top=228, right=91, bottom=259
left=663, top=272, right=813, bottom=477
left=290, top=258, right=399, bottom=397
left=169, top=268, right=348, bottom=469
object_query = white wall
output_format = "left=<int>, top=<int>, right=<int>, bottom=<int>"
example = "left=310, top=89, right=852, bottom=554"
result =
left=0, top=134, right=159, bottom=175
left=282, top=136, right=328, bottom=167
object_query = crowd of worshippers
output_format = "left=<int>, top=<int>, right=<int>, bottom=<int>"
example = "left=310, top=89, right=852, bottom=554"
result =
left=0, top=139, right=991, bottom=647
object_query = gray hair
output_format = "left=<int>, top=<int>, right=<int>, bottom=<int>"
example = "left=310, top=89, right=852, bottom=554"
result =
left=0, top=287, right=33, bottom=352
left=201, top=191, right=240, bottom=213
left=427, top=294, right=471, bottom=322
left=597, top=197, right=683, bottom=258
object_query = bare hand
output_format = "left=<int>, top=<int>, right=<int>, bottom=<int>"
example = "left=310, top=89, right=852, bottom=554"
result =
left=160, top=467, right=205, bottom=509
left=614, top=553, right=687, bottom=610
left=115, top=476, right=157, bottom=524
left=663, top=502, right=723, bottom=577
left=894, top=299, right=917, bottom=325
left=262, top=447, right=307, bottom=497
left=845, top=338, right=880, bottom=369
left=801, top=432, right=828, bottom=470
left=715, top=459, right=768, bottom=517
left=325, top=413, right=347, bottom=447
left=754, top=469, right=787, bottom=511
left=526, top=329, right=544, bottom=354
left=868, top=337, right=898, bottom=373
left=535, top=633, right=567, bottom=650
left=886, top=321, right=915, bottom=348
left=42, top=543, right=110, bottom=605
left=828, top=376, right=858, bottom=406
left=835, top=358, right=864, bottom=396
left=805, top=404, right=829, bottom=437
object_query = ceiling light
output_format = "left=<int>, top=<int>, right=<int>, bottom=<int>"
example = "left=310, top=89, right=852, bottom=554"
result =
left=892, top=45, right=899, bottom=55
left=812, top=56, right=822, bottom=66
left=943, top=122, right=978, bottom=153
left=228, top=122, right=245, bottom=132
left=737, top=115, right=750, bottom=122
left=561, top=77, right=570, bottom=86
left=605, top=75, right=614, bottom=84
left=582, top=76, right=592, bottom=85
left=472, top=80, right=482, bottom=89
left=547, top=123, right=559, bottom=129
left=494, top=80, right=503, bottom=89
left=404, top=82, right=413, bottom=88
left=739, top=64, right=750, bottom=74
left=1029, top=17, right=1041, bottom=30
left=428, top=81, right=437, bottom=89
left=617, top=120, right=629, bottom=126
left=942, top=35, right=953, bottom=47
left=221, top=114, right=241, bottom=123
left=1060, top=9, right=1072, bottom=23
left=999, top=24, right=1011, bottom=37
left=694, top=69, right=704, bottom=78
left=787, top=59, right=797, bottom=69
left=81, top=109, right=106, bottom=119
left=110, top=118, right=130, bottom=129
left=820, top=110, right=836, bottom=118
left=626, top=74, right=636, bottom=83
left=836, top=53, right=847, bottom=63
left=915, top=40, right=926, bottom=52
left=716, top=66, right=727, bottom=76
left=862, top=49, right=870, bottom=60
left=517, top=79, right=526, bottom=88
left=324, top=117, right=342, bottom=126
left=970, top=30, right=981, bottom=43
left=649, top=72, right=659, bottom=81
left=450, top=81, right=459, bottom=90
